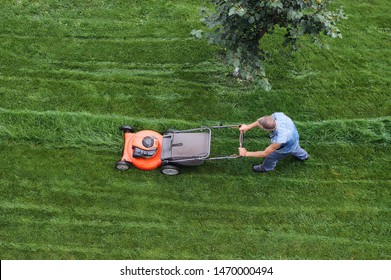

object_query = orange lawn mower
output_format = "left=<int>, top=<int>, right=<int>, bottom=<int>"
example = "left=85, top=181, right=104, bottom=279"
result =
left=115, top=124, right=244, bottom=175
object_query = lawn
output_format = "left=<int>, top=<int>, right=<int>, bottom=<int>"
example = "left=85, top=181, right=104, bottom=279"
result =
left=0, top=0, right=390, bottom=259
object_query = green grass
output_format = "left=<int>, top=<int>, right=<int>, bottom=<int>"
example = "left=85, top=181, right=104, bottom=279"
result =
left=0, top=0, right=390, bottom=259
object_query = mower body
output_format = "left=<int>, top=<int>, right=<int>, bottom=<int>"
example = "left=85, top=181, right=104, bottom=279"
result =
left=116, top=125, right=242, bottom=175
left=121, top=129, right=163, bottom=171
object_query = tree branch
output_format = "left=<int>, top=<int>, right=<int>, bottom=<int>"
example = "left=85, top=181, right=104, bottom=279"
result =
left=258, top=28, right=267, bottom=40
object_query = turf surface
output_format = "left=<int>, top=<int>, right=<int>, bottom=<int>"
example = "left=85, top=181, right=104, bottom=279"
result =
left=0, top=0, right=390, bottom=259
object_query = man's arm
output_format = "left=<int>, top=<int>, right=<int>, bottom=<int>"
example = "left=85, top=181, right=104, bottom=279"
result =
left=238, top=143, right=281, bottom=158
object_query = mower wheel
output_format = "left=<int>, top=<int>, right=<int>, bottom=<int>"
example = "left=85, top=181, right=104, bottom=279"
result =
left=161, top=164, right=180, bottom=175
left=115, top=161, right=132, bottom=171
left=120, top=125, right=135, bottom=133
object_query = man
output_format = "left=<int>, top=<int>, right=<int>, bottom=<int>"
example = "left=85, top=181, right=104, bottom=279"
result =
left=238, top=112, right=309, bottom=172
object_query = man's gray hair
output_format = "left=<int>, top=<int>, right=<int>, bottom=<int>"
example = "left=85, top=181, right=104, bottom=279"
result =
left=257, top=116, right=276, bottom=130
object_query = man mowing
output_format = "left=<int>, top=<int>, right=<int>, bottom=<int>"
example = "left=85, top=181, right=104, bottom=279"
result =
left=239, top=112, right=309, bottom=173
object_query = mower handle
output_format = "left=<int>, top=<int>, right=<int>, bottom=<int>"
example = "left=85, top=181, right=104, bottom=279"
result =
left=209, top=124, right=241, bottom=129
left=200, top=124, right=245, bottom=159
left=198, top=126, right=245, bottom=161
left=211, top=124, right=244, bottom=148
left=239, top=130, right=244, bottom=148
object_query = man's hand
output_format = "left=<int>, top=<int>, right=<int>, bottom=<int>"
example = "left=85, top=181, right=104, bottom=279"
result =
left=239, top=124, right=250, bottom=133
left=238, top=147, right=247, bottom=157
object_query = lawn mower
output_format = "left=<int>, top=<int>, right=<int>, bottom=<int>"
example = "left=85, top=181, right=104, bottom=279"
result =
left=115, top=124, right=244, bottom=175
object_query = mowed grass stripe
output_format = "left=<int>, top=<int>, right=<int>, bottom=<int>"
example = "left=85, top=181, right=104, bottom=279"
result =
left=1, top=142, right=390, bottom=259
left=2, top=197, right=391, bottom=223
left=0, top=0, right=206, bottom=39
left=1, top=235, right=391, bottom=260
left=1, top=36, right=214, bottom=64
left=2, top=211, right=390, bottom=246
left=2, top=191, right=391, bottom=242
left=1, top=144, right=390, bottom=212
left=1, top=175, right=390, bottom=211
left=0, top=65, right=221, bottom=89
left=0, top=19, right=199, bottom=40
left=1, top=143, right=389, bottom=210
left=2, top=208, right=391, bottom=260
left=0, top=241, right=108, bottom=259
left=1, top=140, right=388, bottom=183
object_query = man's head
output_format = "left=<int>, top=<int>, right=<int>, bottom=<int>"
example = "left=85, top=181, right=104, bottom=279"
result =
left=257, top=116, right=276, bottom=131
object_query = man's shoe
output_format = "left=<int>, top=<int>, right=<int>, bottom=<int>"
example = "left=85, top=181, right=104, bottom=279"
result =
left=295, top=155, right=309, bottom=161
left=302, top=155, right=310, bottom=161
left=252, top=164, right=266, bottom=173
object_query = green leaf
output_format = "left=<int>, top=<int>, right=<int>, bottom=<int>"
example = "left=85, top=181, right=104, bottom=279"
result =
left=258, top=78, right=272, bottom=91
left=236, top=7, right=246, bottom=17
left=228, top=7, right=236, bottom=16
left=190, top=29, right=203, bottom=39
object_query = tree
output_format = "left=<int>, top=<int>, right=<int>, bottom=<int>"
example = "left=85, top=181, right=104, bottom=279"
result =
left=192, top=0, right=347, bottom=91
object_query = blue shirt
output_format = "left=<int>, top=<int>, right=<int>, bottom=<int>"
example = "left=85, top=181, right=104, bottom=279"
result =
left=269, top=113, right=299, bottom=154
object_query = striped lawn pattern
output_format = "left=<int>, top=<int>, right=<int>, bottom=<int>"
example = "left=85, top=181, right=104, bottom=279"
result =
left=0, top=0, right=390, bottom=259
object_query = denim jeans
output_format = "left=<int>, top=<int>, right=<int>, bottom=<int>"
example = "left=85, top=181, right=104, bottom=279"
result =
left=261, top=145, right=309, bottom=171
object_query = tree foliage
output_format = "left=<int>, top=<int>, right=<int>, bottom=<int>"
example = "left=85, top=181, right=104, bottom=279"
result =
left=192, top=0, right=347, bottom=90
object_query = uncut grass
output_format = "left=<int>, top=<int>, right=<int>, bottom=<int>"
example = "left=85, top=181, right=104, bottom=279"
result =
left=1, top=109, right=390, bottom=148
left=1, top=143, right=390, bottom=259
